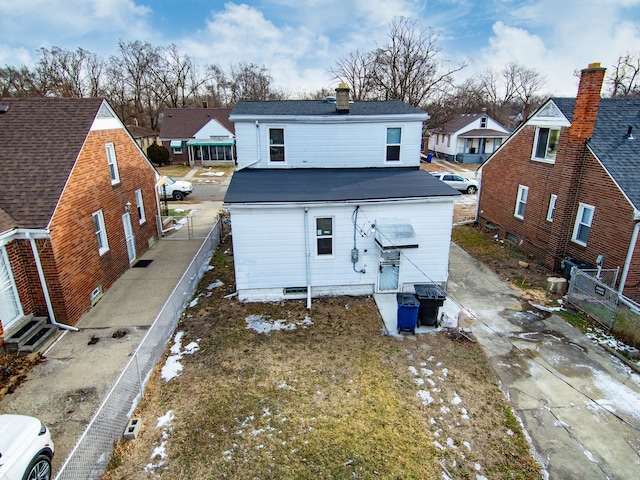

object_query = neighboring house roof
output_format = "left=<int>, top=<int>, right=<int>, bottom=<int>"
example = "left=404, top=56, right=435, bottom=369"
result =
left=0, top=97, right=104, bottom=231
left=126, top=124, right=158, bottom=138
left=224, top=168, right=459, bottom=204
left=230, top=100, right=427, bottom=118
left=433, top=113, right=503, bottom=134
left=458, top=128, right=510, bottom=138
left=552, top=97, right=640, bottom=210
left=160, top=108, right=234, bottom=138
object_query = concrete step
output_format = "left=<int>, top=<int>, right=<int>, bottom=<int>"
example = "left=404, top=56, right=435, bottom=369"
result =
left=4, top=316, right=58, bottom=355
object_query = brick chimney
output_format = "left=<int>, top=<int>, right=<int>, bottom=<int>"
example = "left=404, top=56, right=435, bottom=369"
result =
left=570, top=62, right=606, bottom=141
left=335, top=82, right=350, bottom=114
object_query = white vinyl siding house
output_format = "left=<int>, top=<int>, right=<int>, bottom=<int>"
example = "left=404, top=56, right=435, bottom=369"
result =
left=230, top=201, right=454, bottom=301
left=234, top=119, right=424, bottom=169
left=225, top=94, right=460, bottom=303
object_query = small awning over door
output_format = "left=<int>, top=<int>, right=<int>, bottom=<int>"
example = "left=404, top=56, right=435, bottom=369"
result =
left=374, top=220, right=419, bottom=250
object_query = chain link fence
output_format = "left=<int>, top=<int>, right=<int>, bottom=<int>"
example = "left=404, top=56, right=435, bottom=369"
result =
left=567, top=268, right=640, bottom=346
left=158, top=213, right=220, bottom=240
left=54, top=218, right=221, bottom=480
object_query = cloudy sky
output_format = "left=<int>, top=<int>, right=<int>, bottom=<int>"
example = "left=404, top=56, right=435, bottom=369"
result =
left=0, top=0, right=638, bottom=97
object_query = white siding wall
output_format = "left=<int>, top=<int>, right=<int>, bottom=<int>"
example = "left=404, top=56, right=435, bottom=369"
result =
left=230, top=200, right=454, bottom=301
left=235, top=120, right=423, bottom=169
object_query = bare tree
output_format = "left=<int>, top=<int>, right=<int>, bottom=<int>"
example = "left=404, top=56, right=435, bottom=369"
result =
left=0, top=65, right=41, bottom=96
left=370, top=17, right=469, bottom=107
left=330, top=49, right=376, bottom=100
left=228, top=62, right=275, bottom=102
left=608, top=52, right=640, bottom=97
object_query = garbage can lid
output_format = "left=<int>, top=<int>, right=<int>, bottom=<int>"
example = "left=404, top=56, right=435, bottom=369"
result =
left=397, top=293, right=420, bottom=306
left=414, top=283, right=446, bottom=299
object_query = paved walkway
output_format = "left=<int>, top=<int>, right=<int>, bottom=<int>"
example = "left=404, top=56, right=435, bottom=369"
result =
left=447, top=243, right=640, bottom=480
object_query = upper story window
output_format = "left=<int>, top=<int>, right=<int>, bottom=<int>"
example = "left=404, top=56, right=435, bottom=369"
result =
left=572, top=203, right=594, bottom=246
left=480, top=117, right=487, bottom=128
left=316, top=217, right=333, bottom=256
left=105, top=143, right=120, bottom=184
left=135, top=189, right=146, bottom=224
left=386, top=127, right=402, bottom=161
left=92, top=210, right=109, bottom=255
left=269, top=128, right=285, bottom=162
left=546, top=194, right=557, bottom=222
left=533, top=127, right=560, bottom=162
left=514, top=185, right=528, bottom=219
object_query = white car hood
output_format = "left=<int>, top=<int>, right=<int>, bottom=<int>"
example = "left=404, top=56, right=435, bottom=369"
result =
left=0, top=415, right=43, bottom=473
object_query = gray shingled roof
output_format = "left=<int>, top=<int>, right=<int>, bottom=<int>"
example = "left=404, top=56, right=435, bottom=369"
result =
left=0, top=97, right=104, bottom=231
left=159, top=108, right=234, bottom=138
left=230, top=100, right=427, bottom=118
left=553, top=97, right=640, bottom=210
left=224, top=168, right=460, bottom=204
left=434, top=113, right=506, bottom=134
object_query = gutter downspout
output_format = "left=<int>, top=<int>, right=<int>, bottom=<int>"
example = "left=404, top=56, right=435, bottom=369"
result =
left=618, top=221, right=640, bottom=295
left=28, top=234, right=78, bottom=331
left=304, top=207, right=311, bottom=309
left=237, top=120, right=262, bottom=171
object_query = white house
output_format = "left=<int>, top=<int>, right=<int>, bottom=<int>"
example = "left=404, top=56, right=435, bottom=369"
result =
left=428, top=112, right=510, bottom=164
left=223, top=86, right=460, bottom=305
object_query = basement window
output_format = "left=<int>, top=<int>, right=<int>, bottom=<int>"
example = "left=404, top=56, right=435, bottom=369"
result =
left=284, top=287, right=308, bottom=295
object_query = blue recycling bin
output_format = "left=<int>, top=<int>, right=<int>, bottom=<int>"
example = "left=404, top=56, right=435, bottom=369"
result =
left=397, top=293, right=419, bottom=334
left=414, top=284, right=447, bottom=327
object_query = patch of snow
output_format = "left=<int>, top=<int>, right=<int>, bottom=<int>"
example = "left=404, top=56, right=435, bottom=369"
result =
left=452, top=393, right=462, bottom=405
left=188, top=297, right=199, bottom=308
left=161, top=331, right=200, bottom=381
left=415, top=378, right=425, bottom=386
left=441, top=368, right=449, bottom=377
left=207, top=280, right=224, bottom=290
left=590, top=368, right=640, bottom=422
left=408, top=366, right=419, bottom=376
left=446, top=438, right=457, bottom=449
left=421, top=368, right=434, bottom=376
left=245, top=315, right=296, bottom=334
left=417, top=390, right=434, bottom=405
left=433, top=441, right=445, bottom=450
left=476, top=475, right=488, bottom=480
left=464, top=441, right=472, bottom=451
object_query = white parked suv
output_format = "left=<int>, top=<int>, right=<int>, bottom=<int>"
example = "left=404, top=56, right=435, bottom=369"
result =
left=430, top=172, right=479, bottom=194
left=0, top=414, right=55, bottom=480
left=159, top=176, right=193, bottom=201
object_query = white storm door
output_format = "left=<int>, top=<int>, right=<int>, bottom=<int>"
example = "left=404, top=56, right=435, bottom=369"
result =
left=378, top=250, right=400, bottom=291
left=122, top=212, right=136, bottom=263
left=0, top=248, right=23, bottom=330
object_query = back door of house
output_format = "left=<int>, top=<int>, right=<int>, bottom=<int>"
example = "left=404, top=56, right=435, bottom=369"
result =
left=0, top=248, right=23, bottom=330
left=378, top=249, right=400, bottom=291
left=122, top=212, right=136, bottom=263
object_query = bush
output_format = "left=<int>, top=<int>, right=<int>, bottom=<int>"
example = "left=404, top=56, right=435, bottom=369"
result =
left=147, top=142, right=170, bottom=166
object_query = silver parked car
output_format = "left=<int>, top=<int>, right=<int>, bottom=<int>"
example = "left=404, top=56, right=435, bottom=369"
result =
left=430, top=172, right=479, bottom=194
left=0, top=414, right=55, bottom=480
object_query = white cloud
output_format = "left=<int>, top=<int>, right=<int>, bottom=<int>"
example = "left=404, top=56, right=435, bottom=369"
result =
left=478, top=0, right=640, bottom=96
left=0, top=0, right=153, bottom=64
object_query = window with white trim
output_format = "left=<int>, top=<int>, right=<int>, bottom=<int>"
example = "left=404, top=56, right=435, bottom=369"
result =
left=514, top=185, right=528, bottom=219
left=135, top=189, right=146, bottom=224
left=572, top=203, right=594, bottom=246
left=546, top=194, right=557, bottom=222
left=386, top=127, right=401, bottom=161
left=532, top=127, right=560, bottom=162
left=105, top=143, right=120, bottom=184
left=269, top=128, right=285, bottom=162
left=92, top=210, right=109, bottom=255
left=316, top=217, right=333, bottom=256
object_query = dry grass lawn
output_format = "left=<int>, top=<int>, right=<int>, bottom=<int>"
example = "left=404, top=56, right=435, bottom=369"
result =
left=103, top=235, right=540, bottom=480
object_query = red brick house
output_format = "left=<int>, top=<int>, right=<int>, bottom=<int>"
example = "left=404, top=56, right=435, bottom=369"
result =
left=0, top=98, right=160, bottom=353
left=159, top=108, right=235, bottom=166
left=478, top=63, right=640, bottom=300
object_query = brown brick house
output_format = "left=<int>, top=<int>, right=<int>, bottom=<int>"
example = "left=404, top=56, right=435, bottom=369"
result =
left=159, top=108, right=235, bottom=166
left=0, top=98, right=160, bottom=352
left=478, top=63, right=640, bottom=300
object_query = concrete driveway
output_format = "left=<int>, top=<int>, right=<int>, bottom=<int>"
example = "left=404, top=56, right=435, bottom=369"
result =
left=447, top=243, right=640, bottom=480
